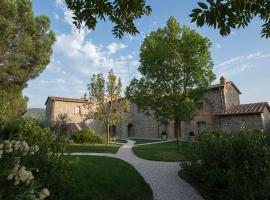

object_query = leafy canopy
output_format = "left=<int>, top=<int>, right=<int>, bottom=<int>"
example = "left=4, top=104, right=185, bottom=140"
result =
left=126, top=17, right=215, bottom=126
left=190, top=0, right=270, bottom=38
left=86, top=69, right=130, bottom=144
left=0, top=0, right=56, bottom=89
left=65, top=0, right=151, bottom=38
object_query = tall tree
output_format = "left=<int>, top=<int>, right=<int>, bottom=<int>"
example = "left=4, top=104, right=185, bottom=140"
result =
left=190, top=0, right=270, bottom=38
left=0, top=0, right=55, bottom=123
left=86, top=70, right=129, bottom=145
left=126, top=17, right=215, bottom=150
left=65, top=0, right=151, bottom=38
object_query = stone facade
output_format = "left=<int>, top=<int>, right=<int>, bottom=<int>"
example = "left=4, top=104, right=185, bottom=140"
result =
left=45, top=77, right=270, bottom=139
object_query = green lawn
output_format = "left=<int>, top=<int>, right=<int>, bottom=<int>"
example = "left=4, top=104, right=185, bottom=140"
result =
left=65, top=143, right=121, bottom=154
left=132, top=141, right=185, bottom=161
left=132, top=138, right=163, bottom=145
left=112, top=139, right=128, bottom=143
left=68, top=156, right=153, bottom=200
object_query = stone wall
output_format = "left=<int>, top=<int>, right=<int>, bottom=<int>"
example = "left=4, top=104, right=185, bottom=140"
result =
left=215, top=114, right=263, bottom=132
left=116, top=103, right=167, bottom=139
left=204, top=89, right=223, bottom=113
left=262, top=108, right=270, bottom=132
left=224, top=83, right=240, bottom=109
left=179, top=100, right=215, bottom=140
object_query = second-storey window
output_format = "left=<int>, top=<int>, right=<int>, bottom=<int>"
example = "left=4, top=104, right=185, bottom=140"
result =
left=75, top=106, right=80, bottom=114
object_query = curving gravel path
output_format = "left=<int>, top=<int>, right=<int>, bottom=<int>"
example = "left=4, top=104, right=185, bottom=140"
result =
left=68, top=140, right=203, bottom=200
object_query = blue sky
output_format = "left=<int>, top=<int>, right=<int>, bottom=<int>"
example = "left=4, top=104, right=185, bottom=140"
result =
left=23, top=0, right=270, bottom=108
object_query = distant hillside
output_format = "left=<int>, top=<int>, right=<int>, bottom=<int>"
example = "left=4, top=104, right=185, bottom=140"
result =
left=24, top=108, right=46, bottom=120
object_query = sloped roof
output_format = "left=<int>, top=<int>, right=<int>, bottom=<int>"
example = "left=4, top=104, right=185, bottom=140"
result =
left=217, top=102, right=270, bottom=116
left=45, top=96, right=87, bottom=105
left=209, top=81, right=241, bottom=94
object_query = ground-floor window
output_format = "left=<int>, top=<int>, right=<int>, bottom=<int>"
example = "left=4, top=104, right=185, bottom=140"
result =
left=197, top=121, right=207, bottom=134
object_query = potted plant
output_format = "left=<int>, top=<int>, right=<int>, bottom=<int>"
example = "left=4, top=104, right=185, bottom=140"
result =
left=161, top=131, right=167, bottom=140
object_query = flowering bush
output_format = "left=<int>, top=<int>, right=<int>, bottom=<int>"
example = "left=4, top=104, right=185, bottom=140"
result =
left=1, top=119, right=74, bottom=200
left=0, top=140, right=49, bottom=200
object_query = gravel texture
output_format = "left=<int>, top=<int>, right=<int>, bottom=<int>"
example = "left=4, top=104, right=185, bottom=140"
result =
left=68, top=140, right=203, bottom=200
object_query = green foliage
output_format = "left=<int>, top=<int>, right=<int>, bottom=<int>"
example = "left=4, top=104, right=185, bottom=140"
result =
left=23, top=108, right=46, bottom=127
left=86, top=69, right=130, bottom=145
left=181, top=131, right=270, bottom=200
left=1, top=119, right=74, bottom=200
left=65, top=0, right=151, bottom=38
left=0, top=87, right=28, bottom=125
left=51, top=113, right=71, bottom=140
left=74, top=129, right=106, bottom=144
left=0, top=0, right=56, bottom=88
left=190, top=0, right=270, bottom=38
left=126, top=17, right=215, bottom=142
left=0, top=0, right=55, bottom=122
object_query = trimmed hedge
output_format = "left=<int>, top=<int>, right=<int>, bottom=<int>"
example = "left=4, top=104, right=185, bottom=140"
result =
left=181, top=131, right=270, bottom=200
left=74, top=130, right=106, bottom=144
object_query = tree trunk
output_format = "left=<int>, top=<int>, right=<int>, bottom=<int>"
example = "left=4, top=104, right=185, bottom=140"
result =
left=175, top=122, right=181, bottom=152
left=107, top=123, right=110, bottom=146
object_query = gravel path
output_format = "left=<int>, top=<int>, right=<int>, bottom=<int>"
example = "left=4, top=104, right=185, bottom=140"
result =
left=68, top=140, right=203, bottom=200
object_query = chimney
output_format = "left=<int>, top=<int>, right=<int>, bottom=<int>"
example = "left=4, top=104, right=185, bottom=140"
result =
left=220, top=76, right=226, bottom=85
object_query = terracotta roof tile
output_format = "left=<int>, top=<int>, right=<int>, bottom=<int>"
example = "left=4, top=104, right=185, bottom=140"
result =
left=217, top=102, right=270, bottom=116
left=45, top=96, right=87, bottom=104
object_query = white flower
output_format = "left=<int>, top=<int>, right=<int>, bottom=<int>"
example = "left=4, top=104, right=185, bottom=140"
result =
left=0, top=150, right=3, bottom=158
left=39, top=188, right=50, bottom=199
left=7, top=173, right=14, bottom=180
left=0, top=143, right=3, bottom=149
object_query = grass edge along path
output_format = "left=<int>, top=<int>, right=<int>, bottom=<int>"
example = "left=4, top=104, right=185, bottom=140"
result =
left=65, top=143, right=122, bottom=154
left=132, top=141, right=185, bottom=161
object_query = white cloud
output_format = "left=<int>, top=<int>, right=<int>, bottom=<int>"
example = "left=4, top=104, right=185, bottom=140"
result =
left=214, top=51, right=270, bottom=77
left=54, top=13, right=59, bottom=20
left=106, top=43, right=127, bottom=54
left=215, top=43, right=221, bottom=49
left=55, top=0, right=65, bottom=8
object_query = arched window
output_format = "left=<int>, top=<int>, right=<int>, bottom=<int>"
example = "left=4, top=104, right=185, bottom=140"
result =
left=75, top=106, right=80, bottom=114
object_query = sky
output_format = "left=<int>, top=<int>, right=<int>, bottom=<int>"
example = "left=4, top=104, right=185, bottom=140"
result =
left=23, top=0, right=270, bottom=108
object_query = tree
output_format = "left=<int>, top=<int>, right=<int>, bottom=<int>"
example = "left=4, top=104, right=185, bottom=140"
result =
left=126, top=17, right=215, bottom=150
left=0, top=87, right=28, bottom=125
left=52, top=113, right=71, bottom=141
left=0, top=0, right=55, bottom=123
left=86, top=69, right=130, bottom=145
left=65, top=0, right=151, bottom=38
left=190, top=0, right=270, bottom=38
left=66, top=0, right=270, bottom=39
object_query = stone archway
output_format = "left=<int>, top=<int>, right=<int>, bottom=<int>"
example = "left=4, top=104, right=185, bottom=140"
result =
left=128, top=123, right=135, bottom=138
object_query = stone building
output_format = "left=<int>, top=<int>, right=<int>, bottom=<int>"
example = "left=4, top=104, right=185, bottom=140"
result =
left=45, top=77, right=270, bottom=139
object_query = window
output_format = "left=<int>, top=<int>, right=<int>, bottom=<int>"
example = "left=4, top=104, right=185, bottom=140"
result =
left=75, top=106, right=80, bottom=114
left=197, top=121, right=207, bottom=134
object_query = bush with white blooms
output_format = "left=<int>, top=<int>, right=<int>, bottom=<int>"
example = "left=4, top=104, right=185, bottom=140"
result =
left=0, top=140, right=50, bottom=200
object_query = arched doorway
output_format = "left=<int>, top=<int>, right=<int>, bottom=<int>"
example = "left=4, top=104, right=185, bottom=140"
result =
left=128, top=123, right=135, bottom=138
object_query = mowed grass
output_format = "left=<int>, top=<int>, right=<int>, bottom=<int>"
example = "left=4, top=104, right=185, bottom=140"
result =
left=133, top=141, right=185, bottom=161
left=132, top=138, right=163, bottom=145
left=68, top=156, right=153, bottom=200
left=65, top=143, right=121, bottom=154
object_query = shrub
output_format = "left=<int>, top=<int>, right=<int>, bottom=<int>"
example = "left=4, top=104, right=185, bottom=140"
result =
left=0, top=140, right=50, bottom=200
left=181, top=131, right=270, bottom=200
left=74, top=130, right=106, bottom=144
left=1, top=119, right=74, bottom=200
